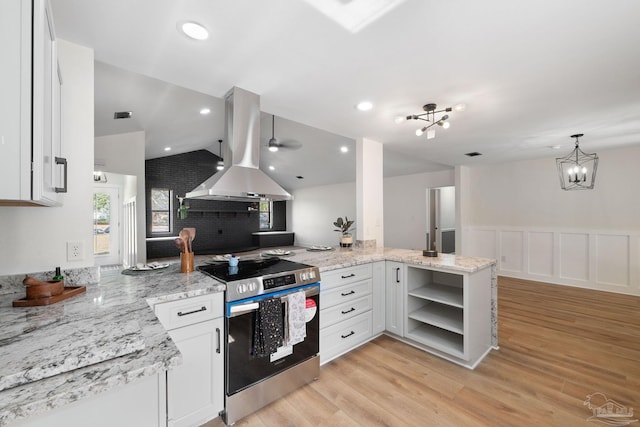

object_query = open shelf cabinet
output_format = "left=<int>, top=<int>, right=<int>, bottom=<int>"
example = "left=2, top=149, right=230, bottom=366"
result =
left=403, top=264, right=492, bottom=367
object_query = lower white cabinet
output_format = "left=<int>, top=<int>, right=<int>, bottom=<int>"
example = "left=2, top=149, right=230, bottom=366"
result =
left=154, top=292, right=224, bottom=427
left=404, top=264, right=492, bottom=368
left=319, top=263, right=374, bottom=364
left=10, top=374, right=165, bottom=427
left=371, top=261, right=386, bottom=335
left=385, top=261, right=405, bottom=336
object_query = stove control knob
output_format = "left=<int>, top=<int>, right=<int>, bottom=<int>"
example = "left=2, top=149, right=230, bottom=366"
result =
left=301, top=272, right=308, bottom=281
left=309, top=271, right=316, bottom=279
left=249, top=283, right=256, bottom=291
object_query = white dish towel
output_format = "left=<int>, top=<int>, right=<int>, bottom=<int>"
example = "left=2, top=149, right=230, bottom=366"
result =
left=287, top=291, right=307, bottom=346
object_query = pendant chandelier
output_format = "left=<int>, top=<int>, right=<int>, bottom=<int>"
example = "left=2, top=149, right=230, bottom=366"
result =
left=555, top=133, right=598, bottom=190
left=396, top=102, right=465, bottom=139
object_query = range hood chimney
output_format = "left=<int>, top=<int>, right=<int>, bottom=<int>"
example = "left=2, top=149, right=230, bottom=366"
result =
left=186, top=87, right=292, bottom=201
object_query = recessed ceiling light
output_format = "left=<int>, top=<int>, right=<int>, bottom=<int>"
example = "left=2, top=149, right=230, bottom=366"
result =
left=200, top=108, right=211, bottom=115
left=296, top=176, right=304, bottom=179
left=549, top=145, right=562, bottom=150
left=179, top=21, right=209, bottom=40
left=340, top=146, right=349, bottom=153
left=164, top=147, right=171, bottom=152
left=268, top=165, right=275, bottom=171
left=356, top=101, right=373, bottom=111
left=465, top=152, right=482, bottom=157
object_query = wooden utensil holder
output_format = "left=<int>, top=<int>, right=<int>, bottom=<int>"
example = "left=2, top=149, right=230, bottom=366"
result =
left=181, top=252, right=194, bottom=273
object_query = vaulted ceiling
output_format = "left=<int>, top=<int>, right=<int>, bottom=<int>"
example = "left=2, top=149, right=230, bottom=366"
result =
left=52, top=0, right=640, bottom=190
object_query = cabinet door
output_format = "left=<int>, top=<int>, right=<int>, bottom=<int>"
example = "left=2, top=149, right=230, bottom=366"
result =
left=0, top=0, right=32, bottom=200
left=371, top=261, right=386, bottom=335
left=32, top=0, right=62, bottom=205
left=167, top=318, right=223, bottom=427
left=385, top=261, right=405, bottom=336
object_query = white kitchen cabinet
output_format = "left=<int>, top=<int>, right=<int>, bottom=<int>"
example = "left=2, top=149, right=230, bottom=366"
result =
left=371, top=261, right=386, bottom=335
left=319, top=263, right=374, bottom=364
left=385, top=261, right=405, bottom=337
left=154, top=292, right=224, bottom=427
left=10, top=374, right=165, bottom=427
left=404, top=264, right=492, bottom=368
left=0, top=0, right=67, bottom=206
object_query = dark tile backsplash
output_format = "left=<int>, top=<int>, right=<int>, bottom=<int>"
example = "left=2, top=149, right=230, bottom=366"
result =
left=145, top=150, right=286, bottom=259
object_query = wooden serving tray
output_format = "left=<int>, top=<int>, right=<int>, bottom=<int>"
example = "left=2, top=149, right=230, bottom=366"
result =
left=13, top=286, right=87, bottom=307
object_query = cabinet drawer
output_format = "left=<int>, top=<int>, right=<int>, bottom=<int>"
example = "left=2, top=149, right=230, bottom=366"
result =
left=320, top=294, right=372, bottom=329
left=322, top=279, right=372, bottom=308
left=321, top=264, right=372, bottom=290
left=320, top=311, right=372, bottom=364
left=155, top=293, right=223, bottom=331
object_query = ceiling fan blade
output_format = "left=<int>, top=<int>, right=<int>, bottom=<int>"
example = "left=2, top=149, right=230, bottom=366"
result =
left=279, top=140, right=303, bottom=150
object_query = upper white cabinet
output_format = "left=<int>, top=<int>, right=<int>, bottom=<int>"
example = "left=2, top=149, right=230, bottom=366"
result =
left=0, top=0, right=67, bottom=206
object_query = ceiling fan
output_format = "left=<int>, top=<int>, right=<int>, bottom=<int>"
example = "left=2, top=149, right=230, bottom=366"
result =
left=266, top=114, right=302, bottom=152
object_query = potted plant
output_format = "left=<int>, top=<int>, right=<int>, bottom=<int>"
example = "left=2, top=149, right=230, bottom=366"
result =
left=334, top=216, right=355, bottom=247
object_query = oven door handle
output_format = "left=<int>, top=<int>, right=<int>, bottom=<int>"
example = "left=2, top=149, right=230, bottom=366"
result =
left=229, top=302, right=259, bottom=316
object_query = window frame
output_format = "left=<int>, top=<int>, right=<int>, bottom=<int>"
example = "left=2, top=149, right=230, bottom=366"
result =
left=150, top=188, right=173, bottom=234
left=259, top=199, right=273, bottom=230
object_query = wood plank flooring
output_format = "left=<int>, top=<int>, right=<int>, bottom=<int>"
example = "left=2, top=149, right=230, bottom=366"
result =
left=205, top=277, right=640, bottom=426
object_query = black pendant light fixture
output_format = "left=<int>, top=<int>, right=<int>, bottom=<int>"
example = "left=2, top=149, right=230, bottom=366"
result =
left=216, top=139, right=224, bottom=171
left=396, top=103, right=465, bottom=139
left=555, top=133, right=598, bottom=190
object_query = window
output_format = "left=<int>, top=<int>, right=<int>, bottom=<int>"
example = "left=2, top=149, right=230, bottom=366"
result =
left=259, top=200, right=272, bottom=230
left=151, top=188, right=172, bottom=233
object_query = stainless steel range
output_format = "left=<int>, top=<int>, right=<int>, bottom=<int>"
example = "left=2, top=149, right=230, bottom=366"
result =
left=198, top=258, right=321, bottom=425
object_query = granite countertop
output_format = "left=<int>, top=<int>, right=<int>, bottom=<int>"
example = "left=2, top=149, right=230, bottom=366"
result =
left=0, top=246, right=495, bottom=425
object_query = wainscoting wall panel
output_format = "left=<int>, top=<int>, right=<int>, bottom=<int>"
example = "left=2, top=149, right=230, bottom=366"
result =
left=595, top=234, right=630, bottom=288
left=464, top=226, right=639, bottom=296
left=559, top=232, right=589, bottom=282
left=527, top=231, right=553, bottom=277
left=499, top=231, right=524, bottom=273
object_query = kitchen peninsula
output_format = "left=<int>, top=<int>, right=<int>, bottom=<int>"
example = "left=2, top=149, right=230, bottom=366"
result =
left=0, top=247, right=495, bottom=426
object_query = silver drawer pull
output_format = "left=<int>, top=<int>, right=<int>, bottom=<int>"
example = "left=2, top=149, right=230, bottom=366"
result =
left=341, top=307, right=356, bottom=314
left=341, top=273, right=356, bottom=279
left=177, top=306, right=207, bottom=317
left=341, top=290, right=355, bottom=296
left=341, top=331, right=355, bottom=339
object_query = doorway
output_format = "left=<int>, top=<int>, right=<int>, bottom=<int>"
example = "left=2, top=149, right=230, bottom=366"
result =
left=93, top=186, right=120, bottom=265
left=426, top=186, right=456, bottom=254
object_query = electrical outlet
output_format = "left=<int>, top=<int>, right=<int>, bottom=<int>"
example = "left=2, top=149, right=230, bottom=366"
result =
left=501, top=255, right=507, bottom=262
left=67, top=241, right=84, bottom=261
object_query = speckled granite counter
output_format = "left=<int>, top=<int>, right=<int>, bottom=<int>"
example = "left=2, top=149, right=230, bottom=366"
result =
left=0, top=263, right=224, bottom=426
left=0, top=247, right=495, bottom=426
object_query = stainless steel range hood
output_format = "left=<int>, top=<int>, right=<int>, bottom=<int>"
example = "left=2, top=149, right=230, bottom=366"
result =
left=186, top=87, right=292, bottom=201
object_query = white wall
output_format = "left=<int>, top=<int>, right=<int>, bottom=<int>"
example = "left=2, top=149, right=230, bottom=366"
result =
left=356, top=138, right=384, bottom=247
left=0, top=40, right=94, bottom=274
left=384, top=169, right=455, bottom=250
left=460, top=145, right=640, bottom=296
left=290, top=182, right=356, bottom=247
left=94, top=131, right=147, bottom=261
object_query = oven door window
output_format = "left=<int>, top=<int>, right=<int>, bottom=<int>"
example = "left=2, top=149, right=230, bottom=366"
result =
left=226, top=288, right=319, bottom=396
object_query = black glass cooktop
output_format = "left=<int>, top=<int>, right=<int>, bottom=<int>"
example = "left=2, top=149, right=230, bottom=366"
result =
left=197, top=258, right=312, bottom=283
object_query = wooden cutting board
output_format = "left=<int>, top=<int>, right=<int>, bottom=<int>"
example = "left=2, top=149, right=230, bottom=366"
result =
left=12, top=286, right=86, bottom=307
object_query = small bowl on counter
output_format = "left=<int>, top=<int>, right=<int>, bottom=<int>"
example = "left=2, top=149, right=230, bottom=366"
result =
left=23, top=276, right=65, bottom=300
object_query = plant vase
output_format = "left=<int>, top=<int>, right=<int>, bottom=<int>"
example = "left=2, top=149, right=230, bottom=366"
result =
left=339, top=233, right=353, bottom=248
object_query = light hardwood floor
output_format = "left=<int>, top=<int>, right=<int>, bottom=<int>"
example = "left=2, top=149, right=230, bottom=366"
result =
left=205, top=277, right=640, bottom=426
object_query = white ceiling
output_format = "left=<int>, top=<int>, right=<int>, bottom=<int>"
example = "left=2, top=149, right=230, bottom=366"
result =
left=52, top=0, right=640, bottom=191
